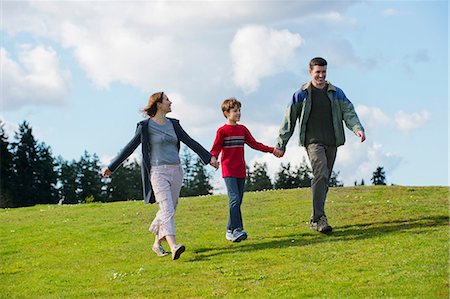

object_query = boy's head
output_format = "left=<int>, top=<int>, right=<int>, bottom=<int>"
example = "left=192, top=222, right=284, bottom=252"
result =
left=221, top=98, right=241, bottom=119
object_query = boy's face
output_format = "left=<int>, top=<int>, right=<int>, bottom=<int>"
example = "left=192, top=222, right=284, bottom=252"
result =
left=225, top=107, right=241, bottom=123
left=309, top=65, right=327, bottom=88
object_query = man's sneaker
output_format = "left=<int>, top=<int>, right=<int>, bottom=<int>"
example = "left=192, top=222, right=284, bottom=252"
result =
left=231, top=229, right=247, bottom=242
left=226, top=230, right=233, bottom=241
left=310, top=216, right=333, bottom=233
left=317, top=216, right=333, bottom=233
left=171, top=244, right=185, bottom=260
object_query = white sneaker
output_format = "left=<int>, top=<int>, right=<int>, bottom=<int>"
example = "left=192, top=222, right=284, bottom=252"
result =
left=171, top=244, right=185, bottom=260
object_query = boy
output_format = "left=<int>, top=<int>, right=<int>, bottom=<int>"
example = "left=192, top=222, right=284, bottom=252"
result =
left=211, top=98, right=277, bottom=242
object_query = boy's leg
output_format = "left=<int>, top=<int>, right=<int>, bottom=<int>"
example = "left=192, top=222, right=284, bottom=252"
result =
left=224, top=177, right=242, bottom=232
left=236, top=178, right=246, bottom=230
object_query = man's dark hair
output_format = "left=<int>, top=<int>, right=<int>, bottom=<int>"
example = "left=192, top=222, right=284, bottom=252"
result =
left=309, top=57, right=328, bottom=70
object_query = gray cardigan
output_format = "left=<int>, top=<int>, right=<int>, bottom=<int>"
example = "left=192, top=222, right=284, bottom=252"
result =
left=108, top=118, right=212, bottom=204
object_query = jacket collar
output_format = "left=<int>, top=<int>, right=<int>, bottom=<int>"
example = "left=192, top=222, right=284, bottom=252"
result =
left=301, top=81, right=336, bottom=92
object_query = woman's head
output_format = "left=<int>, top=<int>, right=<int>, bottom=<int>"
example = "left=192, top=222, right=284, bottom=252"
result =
left=143, top=92, right=166, bottom=117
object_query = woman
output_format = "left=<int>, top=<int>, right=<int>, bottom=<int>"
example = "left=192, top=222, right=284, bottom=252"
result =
left=103, top=92, right=218, bottom=260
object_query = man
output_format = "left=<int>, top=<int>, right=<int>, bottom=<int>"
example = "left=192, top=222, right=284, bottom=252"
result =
left=274, top=57, right=365, bottom=233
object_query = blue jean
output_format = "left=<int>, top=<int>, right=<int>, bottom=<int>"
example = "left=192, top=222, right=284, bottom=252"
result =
left=224, top=177, right=246, bottom=232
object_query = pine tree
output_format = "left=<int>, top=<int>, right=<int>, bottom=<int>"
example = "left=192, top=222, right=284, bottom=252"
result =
left=57, top=158, right=79, bottom=204
left=294, top=157, right=312, bottom=188
left=189, top=157, right=213, bottom=196
left=106, top=158, right=142, bottom=202
left=78, top=151, right=103, bottom=203
left=0, top=121, right=15, bottom=208
left=35, top=142, right=58, bottom=204
left=371, top=166, right=387, bottom=185
left=328, top=170, right=344, bottom=187
left=274, top=162, right=296, bottom=189
left=11, top=121, right=39, bottom=207
left=180, top=146, right=195, bottom=197
left=246, top=162, right=272, bottom=191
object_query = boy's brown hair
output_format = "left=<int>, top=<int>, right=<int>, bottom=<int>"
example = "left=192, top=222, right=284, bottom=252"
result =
left=221, top=98, right=241, bottom=119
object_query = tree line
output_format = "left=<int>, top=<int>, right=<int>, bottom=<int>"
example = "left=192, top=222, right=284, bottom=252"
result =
left=0, top=120, right=387, bottom=208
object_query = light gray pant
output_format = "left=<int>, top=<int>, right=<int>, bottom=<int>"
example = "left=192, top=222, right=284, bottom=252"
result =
left=306, top=144, right=337, bottom=222
left=149, top=164, right=183, bottom=241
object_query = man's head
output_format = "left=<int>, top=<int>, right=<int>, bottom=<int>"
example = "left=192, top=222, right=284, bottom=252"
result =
left=309, top=57, right=328, bottom=89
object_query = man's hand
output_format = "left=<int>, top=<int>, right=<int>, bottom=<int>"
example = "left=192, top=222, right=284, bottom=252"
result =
left=356, top=131, right=366, bottom=143
left=273, top=148, right=284, bottom=158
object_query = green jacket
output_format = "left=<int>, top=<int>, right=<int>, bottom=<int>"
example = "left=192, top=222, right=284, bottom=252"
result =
left=276, top=81, right=364, bottom=150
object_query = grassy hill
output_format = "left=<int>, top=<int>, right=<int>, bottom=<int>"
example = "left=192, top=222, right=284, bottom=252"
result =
left=1, top=186, right=448, bottom=298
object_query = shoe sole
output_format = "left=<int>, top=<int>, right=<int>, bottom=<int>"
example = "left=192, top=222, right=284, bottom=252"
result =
left=318, top=226, right=333, bottom=233
left=232, top=233, right=247, bottom=243
left=152, top=247, right=168, bottom=257
left=172, top=245, right=185, bottom=260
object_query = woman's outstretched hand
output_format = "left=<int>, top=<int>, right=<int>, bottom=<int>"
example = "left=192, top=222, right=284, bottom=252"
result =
left=102, top=168, right=112, bottom=177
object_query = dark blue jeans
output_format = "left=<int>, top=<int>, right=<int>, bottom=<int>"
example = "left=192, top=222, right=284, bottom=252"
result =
left=224, top=177, right=246, bottom=232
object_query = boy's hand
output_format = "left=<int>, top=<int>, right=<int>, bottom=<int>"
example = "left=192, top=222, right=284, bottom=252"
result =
left=209, top=156, right=220, bottom=169
left=273, top=148, right=284, bottom=158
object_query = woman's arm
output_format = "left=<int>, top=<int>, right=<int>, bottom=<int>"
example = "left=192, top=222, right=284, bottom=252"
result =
left=106, top=123, right=143, bottom=173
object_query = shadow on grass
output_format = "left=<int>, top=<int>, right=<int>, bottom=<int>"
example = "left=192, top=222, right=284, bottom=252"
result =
left=191, top=215, right=449, bottom=261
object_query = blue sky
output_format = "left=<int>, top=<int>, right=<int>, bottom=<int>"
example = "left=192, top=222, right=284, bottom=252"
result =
left=1, top=0, right=448, bottom=192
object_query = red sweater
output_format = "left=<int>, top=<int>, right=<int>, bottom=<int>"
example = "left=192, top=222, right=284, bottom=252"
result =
left=210, top=124, right=274, bottom=178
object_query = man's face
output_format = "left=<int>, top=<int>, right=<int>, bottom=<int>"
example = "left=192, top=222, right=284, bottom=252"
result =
left=309, top=65, right=327, bottom=88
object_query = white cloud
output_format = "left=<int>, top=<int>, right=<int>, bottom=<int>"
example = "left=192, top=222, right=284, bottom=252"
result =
left=394, top=110, right=431, bottom=134
left=356, top=105, right=390, bottom=129
left=382, top=8, right=399, bottom=17
left=230, top=25, right=303, bottom=93
left=1, top=46, right=71, bottom=111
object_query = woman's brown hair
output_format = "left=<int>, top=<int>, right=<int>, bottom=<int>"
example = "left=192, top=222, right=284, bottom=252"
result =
left=142, top=92, right=164, bottom=117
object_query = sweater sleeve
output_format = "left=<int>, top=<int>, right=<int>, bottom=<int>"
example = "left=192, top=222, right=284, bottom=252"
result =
left=210, top=128, right=223, bottom=158
left=244, top=126, right=274, bottom=153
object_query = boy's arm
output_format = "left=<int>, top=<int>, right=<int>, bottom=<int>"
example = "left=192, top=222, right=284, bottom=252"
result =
left=210, top=129, right=223, bottom=158
left=276, top=97, right=301, bottom=151
left=244, top=126, right=274, bottom=153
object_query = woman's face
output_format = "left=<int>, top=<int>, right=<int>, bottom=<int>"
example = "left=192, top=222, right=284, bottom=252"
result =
left=158, top=95, right=172, bottom=114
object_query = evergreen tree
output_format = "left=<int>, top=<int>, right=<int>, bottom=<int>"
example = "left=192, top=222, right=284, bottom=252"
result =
left=0, top=121, right=15, bottom=208
left=180, top=146, right=195, bottom=197
left=11, top=121, right=39, bottom=207
left=57, top=158, right=79, bottom=204
left=328, top=170, right=344, bottom=187
left=274, top=162, right=297, bottom=189
left=294, top=157, right=312, bottom=188
left=189, top=157, right=213, bottom=196
left=106, top=158, right=142, bottom=202
left=246, top=162, right=272, bottom=191
left=35, top=143, right=58, bottom=204
left=78, top=151, right=103, bottom=203
left=371, top=166, right=387, bottom=185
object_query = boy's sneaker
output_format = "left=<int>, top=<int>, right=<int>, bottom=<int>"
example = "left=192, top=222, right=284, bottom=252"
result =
left=231, top=229, right=247, bottom=242
left=226, top=230, right=233, bottom=241
left=310, top=216, right=333, bottom=233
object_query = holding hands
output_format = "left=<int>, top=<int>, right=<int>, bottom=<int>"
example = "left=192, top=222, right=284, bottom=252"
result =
left=273, top=148, right=284, bottom=158
left=209, top=156, right=220, bottom=169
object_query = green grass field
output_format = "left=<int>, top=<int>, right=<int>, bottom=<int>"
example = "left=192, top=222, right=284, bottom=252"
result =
left=1, top=186, right=448, bottom=298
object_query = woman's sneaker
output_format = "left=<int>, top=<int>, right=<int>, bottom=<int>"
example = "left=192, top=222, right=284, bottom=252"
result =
left=152, top=244, right=169, bottom=257
left=171, top=244, right=185, bottom=260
